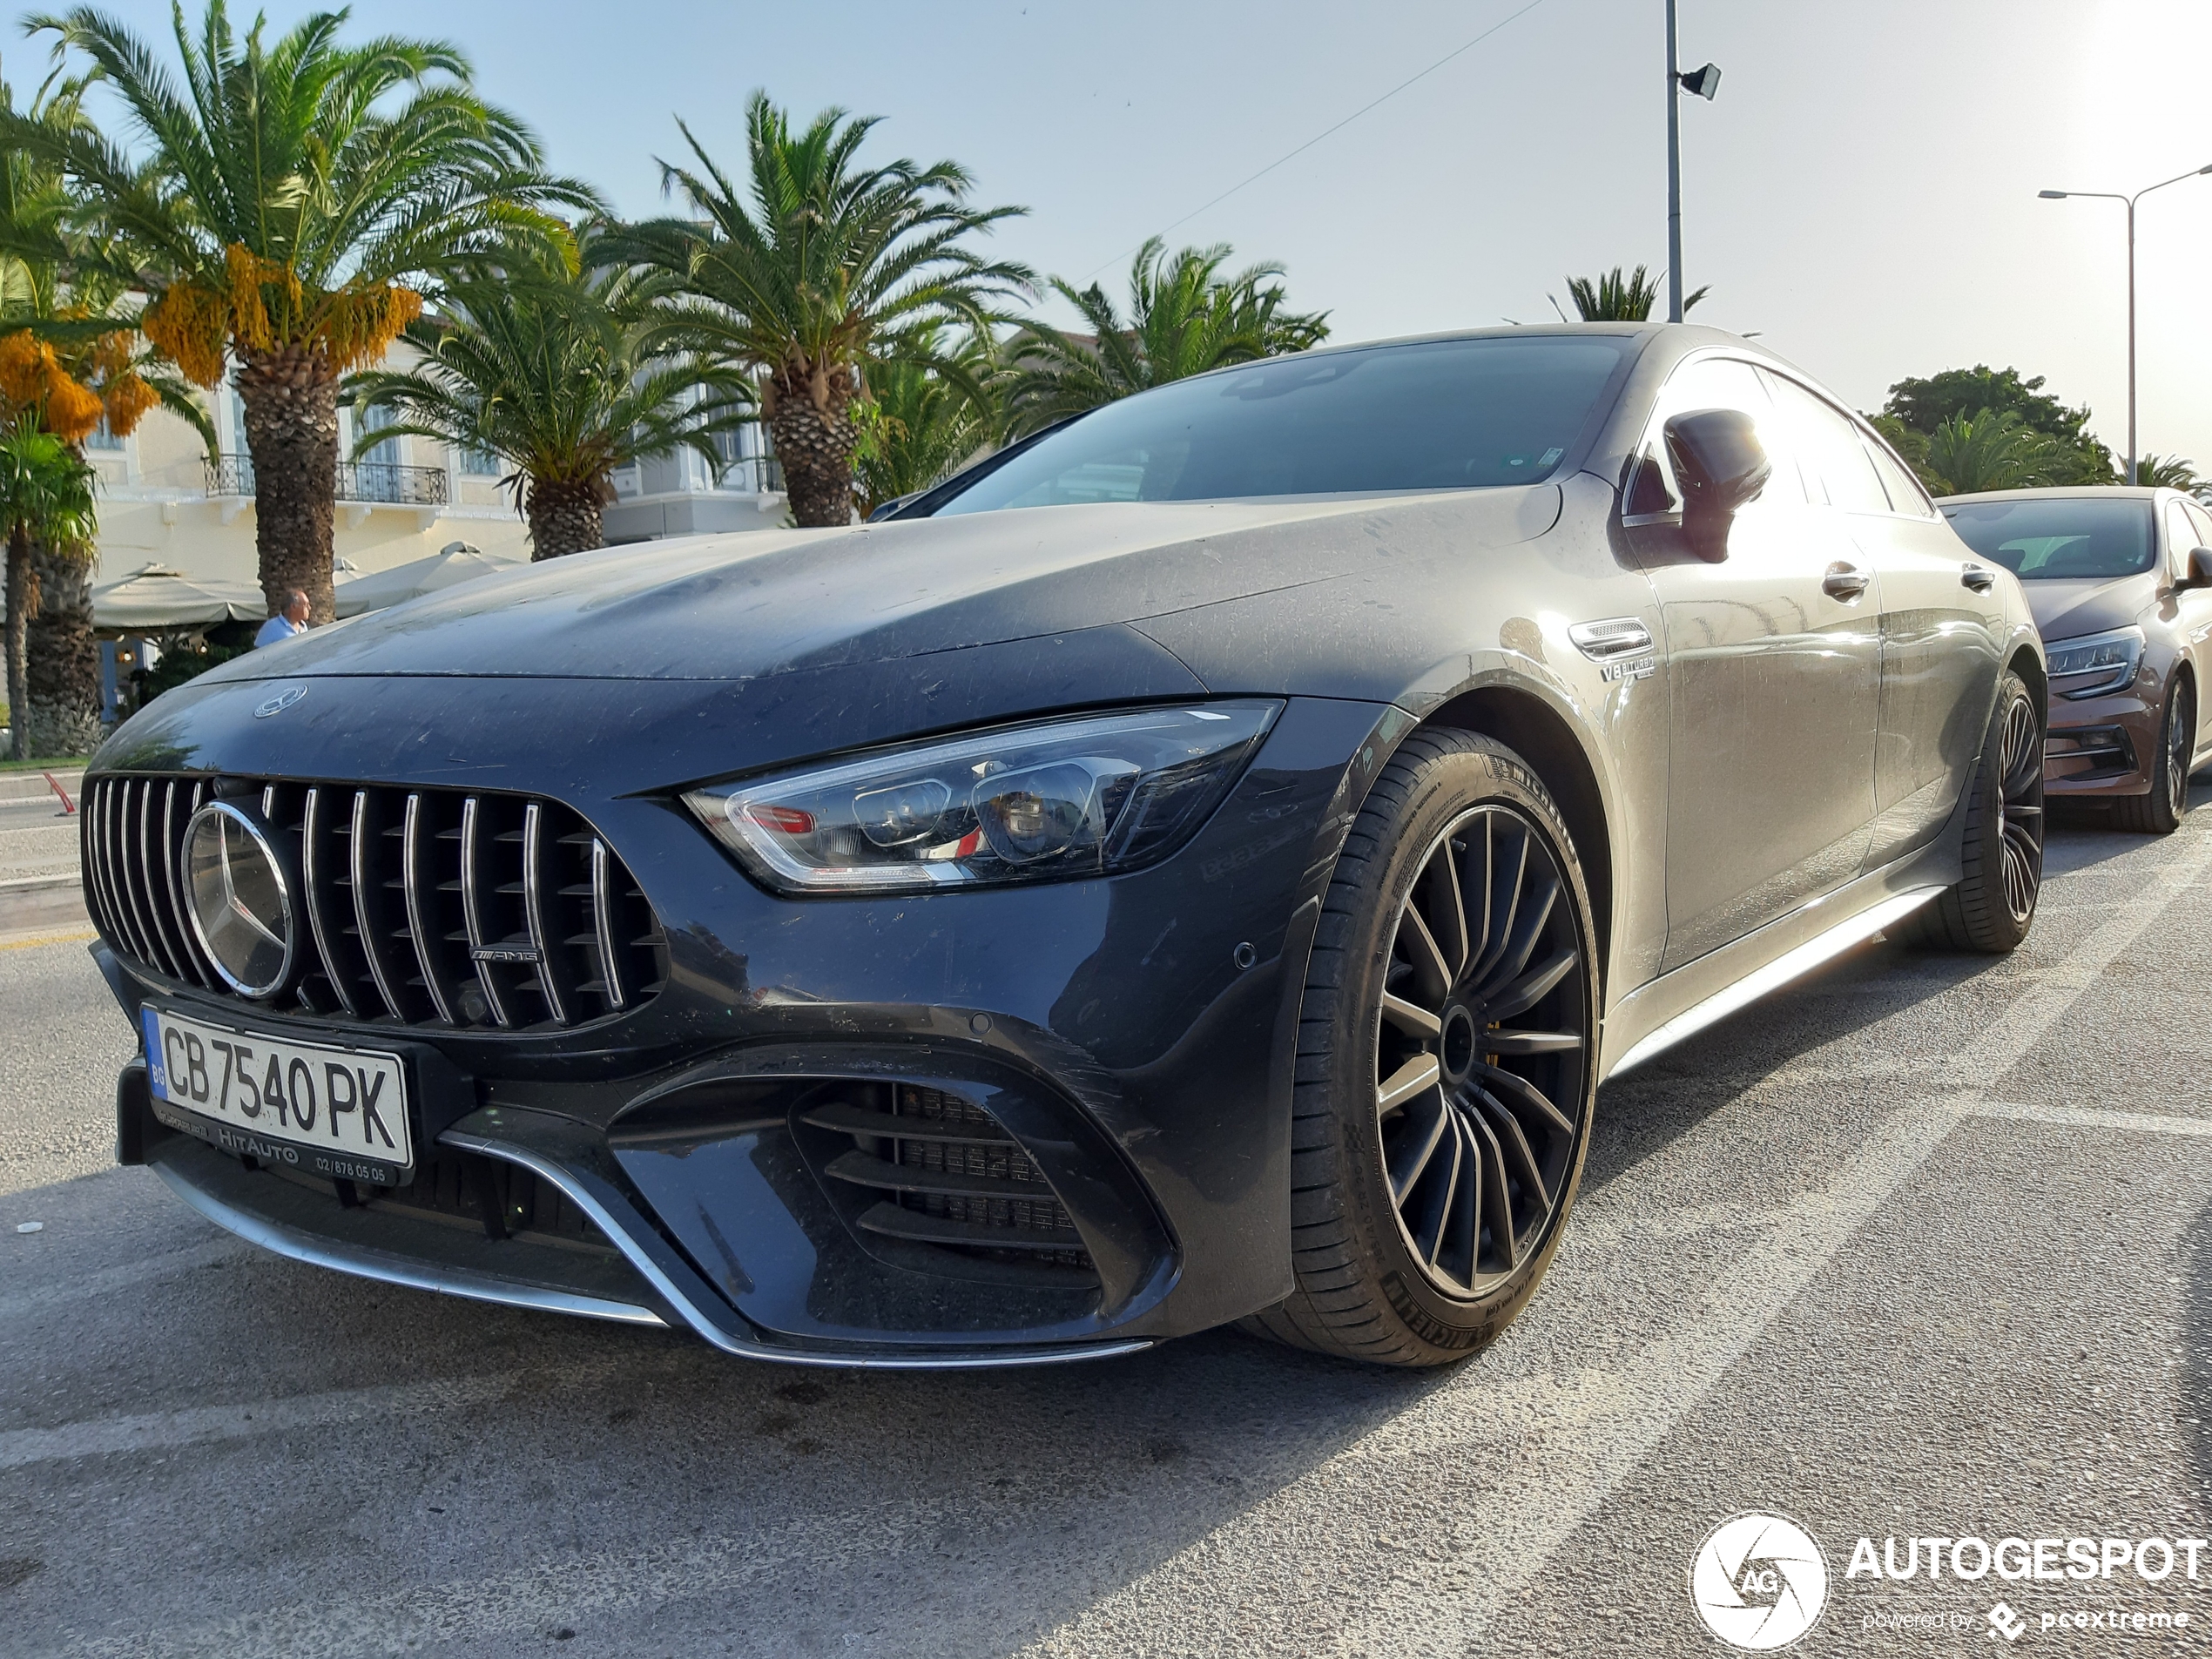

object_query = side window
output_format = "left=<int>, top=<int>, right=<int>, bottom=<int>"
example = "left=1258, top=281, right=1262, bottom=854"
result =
left=1628, top=356, right=1797, bottom=518
left=1763, top=374, right=1892, bottom=515
left=2167, top=502, right=2202, bottom=578
left=2186, top=501, right=2212, bottom=552
left=1862, top=433, right=1933, bottom=517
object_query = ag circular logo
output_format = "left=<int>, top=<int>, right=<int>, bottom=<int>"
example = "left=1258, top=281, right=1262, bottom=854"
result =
left=1689, top=1512, right=1829, bottom=1650
left=181, top=800, right=297, bottom=998
left=253, top=685, right=307, bottom=718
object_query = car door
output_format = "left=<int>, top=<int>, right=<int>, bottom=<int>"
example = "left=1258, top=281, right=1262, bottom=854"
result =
left=1765, top=374, right=2005, bottom=868
left=1624, top=354, right=1883, bottom=973
left=2165, top=497, right=2212, bottom=770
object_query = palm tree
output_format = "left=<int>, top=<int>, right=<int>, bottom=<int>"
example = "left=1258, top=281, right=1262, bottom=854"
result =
left=1554, top=265, right=1708, bottom=322
left=602, top=95, right=1031, bottom=527
left=0, top=427, right=96, bottom=759
left=349, top=240, right=753, bottom=559
left=853, top=327, right=997, bottom=517
left=1922, top=408, right=2069, bottom=495
left=1001, top=238, right=1329, bottom=436
left=0, top=64, right=209, bottom=755
left=2134, top=453, right=2199, bottom=492
left=14, top=2, right=592, bottom=620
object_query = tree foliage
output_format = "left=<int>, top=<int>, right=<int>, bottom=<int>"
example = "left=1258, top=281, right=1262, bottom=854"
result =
left=1881, top=365, right=2114, bottom=487
left=18, top=2, right=589, bottom=382
left=852, top=326, right=995, bottom=518
left=0, top=426, right=94, bottom=759
left=1916, top=408, right=2082, bottom=496
left=0, top=64, right=208, bottom=452
left=1001, top=237, right=1328, bottom=437
left=1556, top=264, right=1703, bottom=321
left=601, top=95, right=1030, bottom=527
left=13, top=1, right=593, bottom=617
left=349, top=236, right=752, bottom=557
left=2133, top=452, right=2199, bottom=492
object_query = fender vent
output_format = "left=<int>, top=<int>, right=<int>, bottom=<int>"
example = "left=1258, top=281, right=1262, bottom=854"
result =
left=801, top=1085, right=1098, bottom=1286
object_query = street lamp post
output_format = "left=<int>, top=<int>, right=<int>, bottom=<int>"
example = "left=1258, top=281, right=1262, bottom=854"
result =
left=1665, top=1, right=1722, bottom=323
left=2038, top=163, right=2212, bottom=485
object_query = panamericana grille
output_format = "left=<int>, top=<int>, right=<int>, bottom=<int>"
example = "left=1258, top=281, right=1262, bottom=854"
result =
left=84, top=774, right=666, bottom=1031
left=804, top=1084, right=1098, bottom=1285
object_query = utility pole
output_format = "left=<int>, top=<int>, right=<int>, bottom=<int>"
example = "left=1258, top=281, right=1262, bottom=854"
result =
left=1666, top=0, right=1682, bottom=323
left=2040, top=163, right=2212, bottom=485
left=1663, top=8, right=1716, bottom=322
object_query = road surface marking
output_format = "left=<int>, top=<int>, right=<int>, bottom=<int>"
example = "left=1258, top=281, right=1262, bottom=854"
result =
left=1011, top=823, right=2212, bottom=1659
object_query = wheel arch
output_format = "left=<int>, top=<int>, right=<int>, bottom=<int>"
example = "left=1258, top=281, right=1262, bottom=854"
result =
left=1413, top=685, right=1615, bottom=981
left=2006, top=644, right=2047, bottom=714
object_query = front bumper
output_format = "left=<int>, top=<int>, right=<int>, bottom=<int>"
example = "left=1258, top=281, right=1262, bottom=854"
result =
left=98, top=692, right=1400, bottom=1366
left=2044, top=684, right=2160, bottom=797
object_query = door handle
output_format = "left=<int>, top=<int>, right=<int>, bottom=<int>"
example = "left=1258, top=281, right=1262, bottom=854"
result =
left=1961, top=563, right=1997, bottom=594
left=1822, top=563, right=1871, bottom=601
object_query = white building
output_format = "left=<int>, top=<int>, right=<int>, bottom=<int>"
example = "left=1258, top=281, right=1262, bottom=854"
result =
left=89, top=345, right=786, bottom=591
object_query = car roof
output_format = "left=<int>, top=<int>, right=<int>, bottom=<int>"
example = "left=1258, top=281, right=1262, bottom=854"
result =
left=1937, top=486, right=2178, bottom=505
left=1230, top=319, right=1757, bottom=362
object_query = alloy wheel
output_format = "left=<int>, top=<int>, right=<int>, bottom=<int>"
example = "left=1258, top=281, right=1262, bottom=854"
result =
left=1998, top=693, right=2045, bottom=922
left=2168, top=690, right=2193, bottom=824
left=1373, top=805, right=1592, bottom=1297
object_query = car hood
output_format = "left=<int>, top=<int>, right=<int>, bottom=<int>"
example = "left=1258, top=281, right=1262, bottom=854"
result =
left=204, top=489, right=1560, bottom=686
left=2020, top=572, right=2157, bottom=644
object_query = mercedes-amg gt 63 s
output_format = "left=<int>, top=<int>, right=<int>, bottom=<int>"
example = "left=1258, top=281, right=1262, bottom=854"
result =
left=86, top=324, right=2047, bottom=1369
left=1939, top=486, right=2212, bottom=834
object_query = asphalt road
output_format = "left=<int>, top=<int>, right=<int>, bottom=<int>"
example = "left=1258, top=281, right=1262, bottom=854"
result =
left=4, top=792, right=2211, bottom=1657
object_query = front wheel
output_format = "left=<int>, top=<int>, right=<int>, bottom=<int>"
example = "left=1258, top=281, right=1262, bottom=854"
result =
left=1242, top=729, right=1600, bottom=1367
left=1910, top=671, right=2044, bottom=953
left=2112, top=679, right=2193, bottom=835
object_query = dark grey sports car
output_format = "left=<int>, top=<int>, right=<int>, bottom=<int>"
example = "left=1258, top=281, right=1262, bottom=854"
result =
left=87, top=324, right=2045, bottom=1368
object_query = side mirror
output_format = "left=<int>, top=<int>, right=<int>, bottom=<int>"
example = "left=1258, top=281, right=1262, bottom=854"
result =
left=1664, top=408, right=1772, bottom=561
left=2188, top=548, right=2212, bottom=590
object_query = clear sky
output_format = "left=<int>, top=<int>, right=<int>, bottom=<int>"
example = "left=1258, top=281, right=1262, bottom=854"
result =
left=31, top=0, right=2212, bottom=469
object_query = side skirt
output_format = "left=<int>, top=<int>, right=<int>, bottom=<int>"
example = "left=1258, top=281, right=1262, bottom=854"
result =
left=1602, top=880, right=1947, bottom=1080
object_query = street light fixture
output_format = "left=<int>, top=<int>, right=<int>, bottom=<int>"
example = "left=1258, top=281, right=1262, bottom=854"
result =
left=2037, top=162, right=2212, bottom=485
left=1665, top=0, right=1721, bottom=324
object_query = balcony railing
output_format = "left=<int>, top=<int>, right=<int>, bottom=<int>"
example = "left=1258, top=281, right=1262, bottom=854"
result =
left=716, top=451, right=785, bottom=495
left=206, top=454, right=450, bottom=507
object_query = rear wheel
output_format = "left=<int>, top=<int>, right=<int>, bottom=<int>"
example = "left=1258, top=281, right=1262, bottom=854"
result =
left=2112, top=679, right=2193, bottom=835
left=1909, top=671, right=2044, bottom=953
left=1243, top=729, right=1599, bottom=1367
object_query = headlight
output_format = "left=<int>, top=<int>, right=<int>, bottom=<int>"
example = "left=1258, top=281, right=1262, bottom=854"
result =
left=684, top=702, right=1280, bottom=893
left=2045, top=626, right=2144, bottom=699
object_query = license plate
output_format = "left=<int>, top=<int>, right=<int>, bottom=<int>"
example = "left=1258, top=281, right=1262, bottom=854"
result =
left=141, top=1004, right=414, bottom=1185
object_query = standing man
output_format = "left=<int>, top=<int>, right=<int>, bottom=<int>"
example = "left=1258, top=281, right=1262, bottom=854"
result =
left=255, top=589, right=310, bottom=648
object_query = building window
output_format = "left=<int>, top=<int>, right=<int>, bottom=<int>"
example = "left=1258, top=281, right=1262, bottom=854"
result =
left=84, top=415, right=125, bottom=452
left=358, top=402, right=401, bottom=469
left=455, top=443, right=501, bottom=476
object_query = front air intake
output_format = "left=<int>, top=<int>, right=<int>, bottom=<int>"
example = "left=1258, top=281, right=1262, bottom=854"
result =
left=800, top=1084, right=1100, bottom=1287
left=84, top=774, right=665, bottom=1032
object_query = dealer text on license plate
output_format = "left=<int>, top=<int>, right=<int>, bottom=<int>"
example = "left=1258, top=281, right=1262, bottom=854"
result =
left=142, top=1005, right=413, bottom=1184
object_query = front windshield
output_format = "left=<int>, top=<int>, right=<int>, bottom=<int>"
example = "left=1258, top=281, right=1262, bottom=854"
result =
left=1939, top=496, right=2156, bottom=580
left=929, top=335, right=1631, bottom=516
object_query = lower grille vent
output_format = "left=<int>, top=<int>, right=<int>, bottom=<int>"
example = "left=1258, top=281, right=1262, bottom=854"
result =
left=261, top=1142, right=615, bottom=1251
left=802, top=1085, right=1098, bottom=1286
left=368, top=1145, right=615, bottom=1251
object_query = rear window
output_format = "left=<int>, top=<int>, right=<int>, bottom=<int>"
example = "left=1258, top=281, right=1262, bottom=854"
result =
left=929, top=335, right=1631, bottom=515
left=1939, top=496, right=2156, bottom=580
